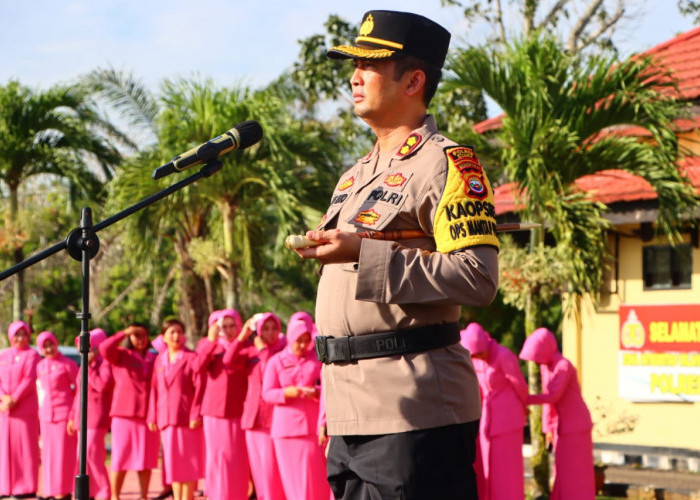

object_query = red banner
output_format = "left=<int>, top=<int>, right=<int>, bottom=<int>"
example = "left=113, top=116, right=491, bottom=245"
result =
left=619, top=304, right=700, bottom=353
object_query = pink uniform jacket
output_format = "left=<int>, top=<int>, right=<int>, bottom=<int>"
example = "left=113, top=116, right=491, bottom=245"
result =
left=474, top=340, right=528, bottom=436
left=229, top=335, right=287, bottom=430
left=193, top=337, right=247, bottom=419
left=520, top=328, right=592, bottom=435
left=0, top=347, right=40, bottom=416
left=262, top=348, right=322, bottom=438
left=99, top=331, right=157, bottom=420
left=70, top=357, right=113, bottom=430
left=147, top=350, right=202, bottom=429
left=37, top=354, right=78, bottom=423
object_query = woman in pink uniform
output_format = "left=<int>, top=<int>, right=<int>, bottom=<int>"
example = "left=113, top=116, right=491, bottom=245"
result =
left=67, top=328, right=113, bottom=500
left=0, top=321, right=40, bottom=498
left=226, top=312, right=287, bottom=500
left=148, top=318, right=204, bottom=500
left=262, top=315, right=330, bottom=500
left=193, top=309, right=249, bottom=500
left=461, top=323, right=527, bottom=500
left=37, top=331, right=79, bottom=500
left=519, top=327, right=595, bottom=500
left=99, top=323, right=159, bottom=500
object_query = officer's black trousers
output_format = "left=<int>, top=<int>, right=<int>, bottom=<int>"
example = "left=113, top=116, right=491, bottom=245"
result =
left=327, top=420, right=479, bottom=500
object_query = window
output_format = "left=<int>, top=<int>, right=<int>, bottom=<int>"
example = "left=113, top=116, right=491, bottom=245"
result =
left=642, top=244, right=692, bottom=290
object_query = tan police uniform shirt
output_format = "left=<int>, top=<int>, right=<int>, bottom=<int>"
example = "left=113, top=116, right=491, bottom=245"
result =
left=316, top=115, right=499, bottom=436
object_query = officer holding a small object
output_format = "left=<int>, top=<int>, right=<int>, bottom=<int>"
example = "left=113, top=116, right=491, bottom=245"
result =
left=294, top=9, right=499, bottom=500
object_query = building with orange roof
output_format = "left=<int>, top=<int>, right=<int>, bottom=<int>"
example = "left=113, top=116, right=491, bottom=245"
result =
left=480, top=27, right=700, bottom=470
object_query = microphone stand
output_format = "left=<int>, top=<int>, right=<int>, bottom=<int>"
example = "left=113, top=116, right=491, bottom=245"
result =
left=0, top=160, right=223, bottom=500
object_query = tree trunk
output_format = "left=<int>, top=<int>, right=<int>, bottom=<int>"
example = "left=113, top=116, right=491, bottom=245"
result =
left=526, top=290, right=550, bottom=497
left=176, top=238, right=209, bottom=341
left=221, top=201, right=239, bottom=310
left=526, top=225, right=550, bottom=497
left=9, top=187, right=25, bottom=322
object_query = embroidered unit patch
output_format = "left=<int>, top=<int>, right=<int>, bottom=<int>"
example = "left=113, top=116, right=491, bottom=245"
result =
left=384, top=173, right=407, bottom=187
left=338, top=176, right=355, bottom=191
left=354, top=209, right=381, bottom=226
left=433, top=146, right=499, bottom=253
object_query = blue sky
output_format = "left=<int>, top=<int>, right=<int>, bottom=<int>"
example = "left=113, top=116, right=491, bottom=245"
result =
left=1, top=0, right=697, bottom=117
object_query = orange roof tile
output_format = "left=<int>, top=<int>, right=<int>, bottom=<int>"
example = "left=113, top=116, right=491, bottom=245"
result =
left=494, top=156, right=700, bottom=215
left=643, top=25, right=700, bottom=100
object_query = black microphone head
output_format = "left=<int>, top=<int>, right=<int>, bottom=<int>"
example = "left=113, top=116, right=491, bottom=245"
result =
left=233, top=120, right=263, bottom=149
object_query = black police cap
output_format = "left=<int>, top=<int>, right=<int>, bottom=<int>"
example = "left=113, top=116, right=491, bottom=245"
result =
left=327, top=10, right=451, bottom=68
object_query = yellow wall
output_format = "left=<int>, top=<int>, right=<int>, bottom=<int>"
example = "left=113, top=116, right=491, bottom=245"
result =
left=563, top=230, right=700, bottom=449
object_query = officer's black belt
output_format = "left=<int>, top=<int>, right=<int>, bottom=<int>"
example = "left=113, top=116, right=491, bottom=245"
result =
left=314, top=322, right=460, bottom=364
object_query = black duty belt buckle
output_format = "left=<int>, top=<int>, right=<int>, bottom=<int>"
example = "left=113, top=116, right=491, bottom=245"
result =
left=315, top=335, right=331, bottom=364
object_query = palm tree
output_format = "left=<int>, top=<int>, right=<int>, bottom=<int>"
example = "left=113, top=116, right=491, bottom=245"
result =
left=0, top=80, right=123, bottom=321
left=446, top=34, right=698, bottom=495
left=90, top=70, right=341, bottom=335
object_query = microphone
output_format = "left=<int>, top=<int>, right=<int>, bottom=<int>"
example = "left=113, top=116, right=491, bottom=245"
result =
left=152, top=120, right=263, bottom=179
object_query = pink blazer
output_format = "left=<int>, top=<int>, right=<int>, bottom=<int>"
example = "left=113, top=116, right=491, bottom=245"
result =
left=69, top=356, right=113, bottom=430
left=0, top=347, right=40, bottom=417
left=147, top=350, right=202, bottom=429
left=37, top=353, right=79, bottom=423
left=193, top=338, right=247, bottom=419
left=226, top=336, right=286, bottom=430
left=261, top=348, right=322, bottom=439
left=99, top=331, right=157, bottom=420
left=473, top=339, right=528, bottom=437
left=528, top=354, right=592, bottom=435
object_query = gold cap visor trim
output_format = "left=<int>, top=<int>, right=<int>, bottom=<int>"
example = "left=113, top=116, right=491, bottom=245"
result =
left=327, top=45, right=396, bottom=59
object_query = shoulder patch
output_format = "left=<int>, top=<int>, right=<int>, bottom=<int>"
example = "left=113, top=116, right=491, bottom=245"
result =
left=433, top=146, right=500, bottom=253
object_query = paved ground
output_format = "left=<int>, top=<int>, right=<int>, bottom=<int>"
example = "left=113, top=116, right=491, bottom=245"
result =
left=26, top=457, right=700, bottom=499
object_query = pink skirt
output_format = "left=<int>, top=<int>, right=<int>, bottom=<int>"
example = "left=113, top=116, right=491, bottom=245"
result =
left=274, top=434, right=331, bottom=500
left=110, top=416, right=159, bottom=471
left=161, top=425, right=204, bottom=483
left=477, top=429, right=524, bottom=500
left=74, top=428, right=110, bottom=499
left=40, top=419, right=77, bottom=496
left=246, top=428, right=285, bottom=500
left=0, top=414, right=39, bottom=496
left=203, top=416, right=250, bottom=500
left=551, top=431, right=595, bottom=500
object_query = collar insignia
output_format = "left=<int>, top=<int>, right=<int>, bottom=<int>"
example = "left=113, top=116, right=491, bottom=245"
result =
left=397, top=133, right=422, bottom=157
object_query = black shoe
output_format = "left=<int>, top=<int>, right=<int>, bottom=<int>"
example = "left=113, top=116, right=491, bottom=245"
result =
left=12, top=494, right=38, bottom=499
left=151, top=489, right=173, bottom=500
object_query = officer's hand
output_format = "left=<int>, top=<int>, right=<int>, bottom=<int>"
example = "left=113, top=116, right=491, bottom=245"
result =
left=67, top=420, right=76, bottom=435
left=294, top=229, right=362, bottom=264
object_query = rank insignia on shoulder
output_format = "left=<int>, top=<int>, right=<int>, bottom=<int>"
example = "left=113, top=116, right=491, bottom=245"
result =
left=338, top=176, right=355, bottom=191
left=397, top=133, right=422, bottom=157
left=354, top=209, right=381, bottom=226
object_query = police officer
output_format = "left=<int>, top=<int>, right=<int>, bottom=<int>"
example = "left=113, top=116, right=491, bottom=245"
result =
left=295, top=10, right=499, bottom=499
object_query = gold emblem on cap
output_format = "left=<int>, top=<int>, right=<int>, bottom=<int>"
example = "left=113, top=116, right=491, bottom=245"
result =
left=359, top=14, right=374, bottom=36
